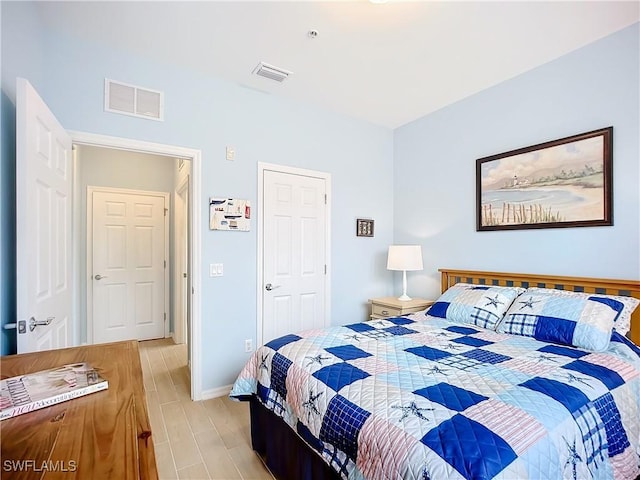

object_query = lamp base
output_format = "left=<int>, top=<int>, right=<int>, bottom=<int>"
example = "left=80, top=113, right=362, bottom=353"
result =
left=397, top=294, right=412, bottom=302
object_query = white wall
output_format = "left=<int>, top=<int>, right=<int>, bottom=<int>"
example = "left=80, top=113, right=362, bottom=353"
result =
left=76, top=145, right=177, bottom=344
left=393, top=23, right=640, bottom=300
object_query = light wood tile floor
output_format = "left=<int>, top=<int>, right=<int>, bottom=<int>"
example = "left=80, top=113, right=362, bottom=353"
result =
left=139, top=338, right=275, bottom=480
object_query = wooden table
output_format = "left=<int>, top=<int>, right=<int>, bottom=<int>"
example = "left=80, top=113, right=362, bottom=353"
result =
left=1, top=341, right=157, bottom=480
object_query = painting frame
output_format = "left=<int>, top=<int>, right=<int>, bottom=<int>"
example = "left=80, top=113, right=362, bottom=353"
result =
left=476, top=127, right=613, bottom=232
left=356, top=218, right=374, bottom=237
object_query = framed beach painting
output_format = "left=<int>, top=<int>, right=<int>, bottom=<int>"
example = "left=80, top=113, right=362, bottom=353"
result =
left=476, top=127, right=613, bottom=231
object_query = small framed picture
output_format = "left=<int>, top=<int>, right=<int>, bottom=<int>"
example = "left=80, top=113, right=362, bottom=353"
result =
left=356, top=219, right=374, bottom=237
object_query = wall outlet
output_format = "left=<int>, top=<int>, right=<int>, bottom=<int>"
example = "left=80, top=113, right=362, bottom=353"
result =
left=244, top=339, right=253, bottom=353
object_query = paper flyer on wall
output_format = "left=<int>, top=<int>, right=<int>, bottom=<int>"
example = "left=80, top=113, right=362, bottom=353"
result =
left=209, top=198, right=251, bottom=231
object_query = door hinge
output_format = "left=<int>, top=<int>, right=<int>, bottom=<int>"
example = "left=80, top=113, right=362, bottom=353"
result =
left=324, top=194, right=327, bottom=204
left=164, top=208, right=168, bottom=216
left=324, top=264, right=327, bottom=275
left=164, top=313, right=167, bottom=322
left=164, top=260, right=167, bottom=268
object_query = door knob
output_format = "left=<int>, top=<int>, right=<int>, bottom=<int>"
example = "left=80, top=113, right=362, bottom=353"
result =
left=265, top=283, right=280, bottom=291
left=94, top=274, right=108, bottom=280
left=29, top=316, right=54, bottom=332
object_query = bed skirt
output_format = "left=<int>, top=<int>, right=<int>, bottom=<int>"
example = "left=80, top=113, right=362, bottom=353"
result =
left=249, top=396, right=341, bottom=480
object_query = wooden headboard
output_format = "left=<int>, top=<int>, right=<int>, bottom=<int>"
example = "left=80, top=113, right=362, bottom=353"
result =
left=439, top=269, right=640, bottom=346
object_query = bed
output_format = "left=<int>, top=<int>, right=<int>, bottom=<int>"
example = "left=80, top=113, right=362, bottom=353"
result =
left=230, top=269, right=640, bottom=479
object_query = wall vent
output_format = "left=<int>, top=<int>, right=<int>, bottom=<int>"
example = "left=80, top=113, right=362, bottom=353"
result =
left=104, top=79, right=164, bottom=121
left=252, top=62, right=292, bottom=83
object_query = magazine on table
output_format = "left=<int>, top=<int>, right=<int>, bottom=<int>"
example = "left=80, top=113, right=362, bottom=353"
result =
left=1, top=362, right=108, bottom=420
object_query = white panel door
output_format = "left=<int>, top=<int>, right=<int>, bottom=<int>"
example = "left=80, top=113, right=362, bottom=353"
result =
left=92, top=190, right=166, bottom=343
left=263, top=170, right=327, bottom=343
left=16, top=78, right=73, bottom=353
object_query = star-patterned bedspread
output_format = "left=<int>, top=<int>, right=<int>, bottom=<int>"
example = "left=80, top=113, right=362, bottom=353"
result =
left=230, top=313, right=640, bottom=480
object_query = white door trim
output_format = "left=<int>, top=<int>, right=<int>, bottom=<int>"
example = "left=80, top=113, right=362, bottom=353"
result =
left=86, top=186, right=171, bottom=343
left=257, top=162, right=332, bottom=346
left=70, top=130, right=203, bottom=401
left=72, top=146, right=81, bottom=347
left=173, top=174, right=189, bottom=345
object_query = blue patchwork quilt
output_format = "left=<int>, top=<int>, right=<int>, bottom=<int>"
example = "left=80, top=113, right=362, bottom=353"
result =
left=230, top=313, right=640, bottom=479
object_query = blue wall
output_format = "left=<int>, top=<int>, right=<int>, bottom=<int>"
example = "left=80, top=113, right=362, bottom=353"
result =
left=0, top=3, right=395, bottom=392
left=394, top=23, right=640, bottom=299
left=2, top=4, right=638, bottom=392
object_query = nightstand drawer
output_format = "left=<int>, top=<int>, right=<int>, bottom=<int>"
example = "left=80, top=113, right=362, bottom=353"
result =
left=371, top=304, right=403, bottom=318
left=368, top=297, right=434, bottom=320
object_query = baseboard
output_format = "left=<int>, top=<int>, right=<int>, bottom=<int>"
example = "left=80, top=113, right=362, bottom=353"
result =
left=200, top=384, right=233, bottom=400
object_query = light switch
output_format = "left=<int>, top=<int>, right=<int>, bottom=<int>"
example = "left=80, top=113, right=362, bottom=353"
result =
left=226, top=146, right=235, bottom=161
left=210, top=263, right=224, bottom=277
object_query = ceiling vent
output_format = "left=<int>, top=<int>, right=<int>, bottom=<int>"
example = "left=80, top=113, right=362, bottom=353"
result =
left=104, top=79, right=164, bottom=121
left=252, top=62, right=292, bottom=83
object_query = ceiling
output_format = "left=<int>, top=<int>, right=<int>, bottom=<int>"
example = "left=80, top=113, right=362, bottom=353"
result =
left=35, top=1, right=639, bottom=129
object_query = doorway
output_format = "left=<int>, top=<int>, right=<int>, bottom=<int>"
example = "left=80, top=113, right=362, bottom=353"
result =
left=71, top=132, right=203, bottom=401
left=78, top=147, right=174, bottom=345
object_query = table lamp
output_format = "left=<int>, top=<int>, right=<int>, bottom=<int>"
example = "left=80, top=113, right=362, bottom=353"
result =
left=386, top=245, right=423, bottom=301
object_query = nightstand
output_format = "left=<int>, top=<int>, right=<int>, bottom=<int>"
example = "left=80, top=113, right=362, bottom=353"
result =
left=369, top=297, right=434, bottom=320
